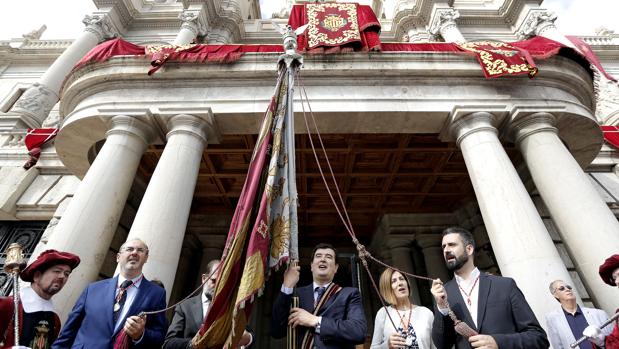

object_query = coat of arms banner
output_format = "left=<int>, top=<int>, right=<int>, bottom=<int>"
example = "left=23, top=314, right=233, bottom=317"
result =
left=305, top=3, right=361, bottom=49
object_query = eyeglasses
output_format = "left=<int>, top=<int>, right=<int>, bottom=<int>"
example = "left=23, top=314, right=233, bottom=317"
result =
left=555, top=285, right=573, bottom=292
left=122, top=246, right=147, bottom=254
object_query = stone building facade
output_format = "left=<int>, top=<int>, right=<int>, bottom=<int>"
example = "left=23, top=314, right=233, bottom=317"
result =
left=1, top=0, right=619, bottom=347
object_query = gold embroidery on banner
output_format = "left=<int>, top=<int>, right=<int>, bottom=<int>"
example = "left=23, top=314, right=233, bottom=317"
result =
left=458, top=41, right=533, bottom=76
left=145, top=43, right=197, bottom=54
left=321, top=14, right=347, bottom=32
left=306, top=3, right=360, bottom=48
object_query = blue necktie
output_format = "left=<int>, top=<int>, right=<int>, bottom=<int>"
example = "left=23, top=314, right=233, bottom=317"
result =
left=314, top=287, right=325, bottom=308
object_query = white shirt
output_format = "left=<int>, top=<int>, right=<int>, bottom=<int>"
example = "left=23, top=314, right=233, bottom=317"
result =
left=438, top=267, right=481, bottom=328
left=114, top=274, right=143, bottom=332
left=20, top=286, right=55, bottom=313
left=370, top=305, right=436, bottom=349
left=201, top=292, right=210, bottom=320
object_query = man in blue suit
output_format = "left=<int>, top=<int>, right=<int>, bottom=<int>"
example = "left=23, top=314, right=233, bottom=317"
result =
left=271, top=243, right=367, bottom=349
left=52, top=238, right=167, bottom=349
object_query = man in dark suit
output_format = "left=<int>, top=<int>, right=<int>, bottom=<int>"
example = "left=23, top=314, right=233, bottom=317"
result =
left=52, top=238, right=167, bottom=349
left=431, top=227, right=548, bottom=349
left=163, top=259, right=253, bottom=349
left=271, top=243, right=367, bottom=349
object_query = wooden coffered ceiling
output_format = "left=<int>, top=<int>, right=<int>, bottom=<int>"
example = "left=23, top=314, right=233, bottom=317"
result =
left=137, top=133, right=520, bottom=247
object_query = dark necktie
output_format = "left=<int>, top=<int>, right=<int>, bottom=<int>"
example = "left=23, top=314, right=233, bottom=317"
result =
left=114, top=279, right=133, bottom=322
left=314, top=287, right=326, bottom=308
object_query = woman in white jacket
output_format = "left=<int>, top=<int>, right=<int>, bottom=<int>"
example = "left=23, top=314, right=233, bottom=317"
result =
left=370, top=268, right=436, bottom=349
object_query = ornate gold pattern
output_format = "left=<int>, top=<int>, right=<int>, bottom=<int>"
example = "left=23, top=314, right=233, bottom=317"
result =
left=458, top=41, right=535, bottom=77
left=144, top=43, right=196, bottom=54
left=306, top=3, right=360, bottom=49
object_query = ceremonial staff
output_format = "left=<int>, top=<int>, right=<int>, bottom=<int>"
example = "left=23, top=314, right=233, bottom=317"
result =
left=272, top=20, right=307, bottom=349
left=3, top=243, right=27, bottom=348
left=570, top=312, right=619, bottom=348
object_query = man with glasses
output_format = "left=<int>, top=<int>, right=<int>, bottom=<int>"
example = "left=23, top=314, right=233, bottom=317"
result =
left=163, top=259, right=254, bottom=349
left=52, top=238, right=167, bottom=349
left=545, top=279, right=611, bottom=349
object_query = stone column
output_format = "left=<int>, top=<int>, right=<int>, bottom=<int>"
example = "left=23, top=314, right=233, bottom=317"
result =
left=44, top=115, right=154, bottom=320
left=416, top=234, right=450, bottom=282
left=11, top=14, right=117, bottom=127
left=174, top=9, right=207, bottom=45
left=123, top=114, right=211, bottom=300
left=449, top=111, right=578, bottom=322
left=518, top=10, right=574, bottom=48
left=512, top=112, right=619, bottom=313
left=388, top=238, right=421, bottom=305
left=428, top=8, right=465, bottom=43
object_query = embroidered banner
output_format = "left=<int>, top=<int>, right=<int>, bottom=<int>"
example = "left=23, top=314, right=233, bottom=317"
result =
left=457, top=41, right=538, bottom=79
left=305, top=3, right=361, bottom=49
left=288, top=3, right=381, bottom=53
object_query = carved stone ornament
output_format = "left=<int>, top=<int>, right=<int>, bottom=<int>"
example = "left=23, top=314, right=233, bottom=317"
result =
left=82, top=14, right=116, bottom=42
left=518, top=10, right=557, bottom=39
left=593, top=65, right=619, bottom=124
left=429, top=8, right=460, bottom=36
left=11, top=83, right=59, bottom=126
left=179, top=10, right=207, bottom=36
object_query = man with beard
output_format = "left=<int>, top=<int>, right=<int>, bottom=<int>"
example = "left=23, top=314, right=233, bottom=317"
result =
left=162, top=260, right=254, bottom=349
left=0, top=249, right=80, bottom=349
left=52, top=238, right=167, bottom=349
left=271, top=243, right=367, bottom=349
left=430, top=227, right=548, bottom=349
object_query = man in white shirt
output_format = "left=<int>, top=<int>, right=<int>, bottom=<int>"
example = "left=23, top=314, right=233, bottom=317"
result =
left=163, top=259, right=253, bottom=349
left=430, top=227, right=548, bottom=349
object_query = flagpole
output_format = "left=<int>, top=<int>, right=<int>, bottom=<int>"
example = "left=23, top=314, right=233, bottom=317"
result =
left=275, top=22, right=305, bottom=349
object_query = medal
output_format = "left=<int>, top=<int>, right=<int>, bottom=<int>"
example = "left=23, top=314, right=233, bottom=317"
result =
left=405, top=334, right=413, bottom=347
left=113, top=302, right=120, bottom=312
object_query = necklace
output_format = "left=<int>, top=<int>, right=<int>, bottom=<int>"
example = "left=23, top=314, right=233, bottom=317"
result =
left=114, top=275, right=143, bottom=312
left=457, top=274, right=480, bottom=307
left=394, top=305, right=413, bottom=331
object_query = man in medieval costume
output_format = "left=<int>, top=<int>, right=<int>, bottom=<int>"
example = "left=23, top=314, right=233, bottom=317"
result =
left=583, top=254, right=619, bottom=348
left=0, top=249, right=80, bottom=349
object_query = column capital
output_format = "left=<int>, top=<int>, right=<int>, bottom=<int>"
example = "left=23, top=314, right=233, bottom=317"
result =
left=10, top=83, right=58, bottom=127
left=179, top=9, right=208, bottom=37
left=446, top=111, right=500, bottom=146
left=509, top=112, right=558, bottom=145
left=165, top=113, right=211, bottom=143
left=82, top=14, right=118, bottom=42
left=416, top=234, right=442, bottom=250
left=107, top=114, right=156, bottom=145
left=517, top=10, right=557, bottom=39
left=428, top=8, right=460, bottom=37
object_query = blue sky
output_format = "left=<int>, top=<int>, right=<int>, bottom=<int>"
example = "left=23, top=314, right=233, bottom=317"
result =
left=0, top=0, right=616, bottom=40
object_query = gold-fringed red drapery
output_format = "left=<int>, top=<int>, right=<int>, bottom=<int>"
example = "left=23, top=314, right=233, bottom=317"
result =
left=457, top=41, right=538, bottom=78
left=288, top=3, right=381, bottom=53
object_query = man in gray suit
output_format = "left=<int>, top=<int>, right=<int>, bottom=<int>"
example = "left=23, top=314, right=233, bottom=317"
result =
left=545, top=279, right=611, bottom=349
left=162, top=260, right=253, bottom=349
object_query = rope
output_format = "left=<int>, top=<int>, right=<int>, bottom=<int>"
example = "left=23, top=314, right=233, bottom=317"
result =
left=296, top=74, right=476, bottom=337
left=139, top=260, right=223, bottom=316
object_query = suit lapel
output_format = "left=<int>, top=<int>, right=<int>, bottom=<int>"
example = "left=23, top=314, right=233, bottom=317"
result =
left=446, top=280, right=477, bottom=331
left=192, top=296, right=204, bottom=329
left=556, top=309, right=577, bottom=343
left=107, top=276, right=119, bottom=334
left=476, top=274, right=490, bottom=332
left=113, top=278, right=150, bottom=336
left=299, top=285, right=314, bottom=313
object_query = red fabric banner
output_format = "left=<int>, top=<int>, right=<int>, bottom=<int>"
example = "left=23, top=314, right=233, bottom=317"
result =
left=457, top=41, right=538, bottom=78
left=602, top=126, right=619, bottom=149
left=72, top=36, right=607, bottom=81
left=288, top=3, right=381, bottom=53
left=567, top=36, right=616, bottom=82
left=23, top=128, right=58, bottom=169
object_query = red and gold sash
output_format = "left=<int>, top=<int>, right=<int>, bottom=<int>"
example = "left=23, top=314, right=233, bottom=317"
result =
left=300, top=283, right=342, bottom=349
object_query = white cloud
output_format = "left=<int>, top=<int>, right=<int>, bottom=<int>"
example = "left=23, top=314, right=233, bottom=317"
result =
left=543, top=0, right=619, bottom=35
left=0, top=0, right=97, bottom=40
